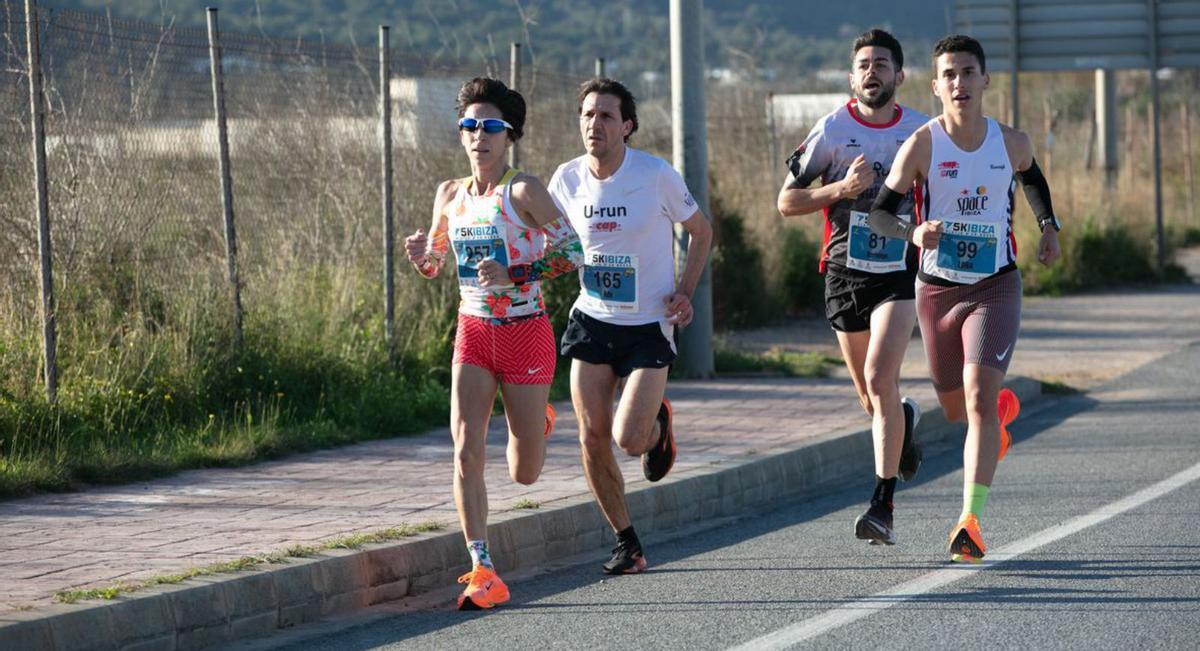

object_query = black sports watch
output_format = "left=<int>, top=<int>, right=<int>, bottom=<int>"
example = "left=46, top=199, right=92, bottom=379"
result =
left=1038, top=215, right=1061, bottom=233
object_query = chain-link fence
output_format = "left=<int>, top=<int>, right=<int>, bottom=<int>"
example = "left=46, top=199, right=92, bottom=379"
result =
left=1, top=2, right=712, bottom=407
left=4, top=1, right=1198, bottom=406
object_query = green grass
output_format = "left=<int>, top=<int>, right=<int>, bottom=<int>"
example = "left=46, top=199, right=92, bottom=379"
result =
left=52, top=522, right=443, bottom=604
left=712, top=346, right=837, bottom=378
left=0, top=264, right=457, bottom=499
left=1040, top=379, right=1082, bottom=395
left=513, top=498, right=540, bottom=510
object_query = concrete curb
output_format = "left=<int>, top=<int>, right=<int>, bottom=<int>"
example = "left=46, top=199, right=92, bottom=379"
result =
left=0, top=377, right=1042, bottom=651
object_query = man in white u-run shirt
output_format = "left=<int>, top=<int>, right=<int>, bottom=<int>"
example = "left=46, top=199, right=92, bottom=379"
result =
left=549, top=78, right=712, bottom=575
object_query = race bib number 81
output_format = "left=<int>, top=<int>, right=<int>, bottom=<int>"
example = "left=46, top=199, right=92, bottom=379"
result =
left=583, top=252, right=638, bottom=312
left=846, top=211, right=909, bottom=273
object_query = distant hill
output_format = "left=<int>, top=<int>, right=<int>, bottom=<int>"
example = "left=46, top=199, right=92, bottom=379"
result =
left=45, top=0, right=952, bottom=81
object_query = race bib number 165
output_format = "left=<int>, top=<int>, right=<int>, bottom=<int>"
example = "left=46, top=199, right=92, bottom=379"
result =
left=583, top=252, right=638, bottom=312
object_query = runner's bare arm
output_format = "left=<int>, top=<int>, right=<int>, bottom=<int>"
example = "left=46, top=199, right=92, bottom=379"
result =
left=406, top=180, right=455, bottom=278
left=1003, top=125, right=1061, bottom=265
left=868, top=128, right=942, bottom=247
left=777, top=164, right=863, bottom=217
left=776, top=123, right=866, bottom=217
left=505, top=175, right=584, bottom=283
left=666, top=211, right=713, bottom=327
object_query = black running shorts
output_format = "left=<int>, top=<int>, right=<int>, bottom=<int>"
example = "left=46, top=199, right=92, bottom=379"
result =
left=560, top=309, right=676, bottom=378
left=824, top=271, right=916, bottom=333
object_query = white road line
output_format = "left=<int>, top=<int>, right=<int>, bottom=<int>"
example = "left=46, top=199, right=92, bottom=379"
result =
left=729, top=460, right=1200, bottom=651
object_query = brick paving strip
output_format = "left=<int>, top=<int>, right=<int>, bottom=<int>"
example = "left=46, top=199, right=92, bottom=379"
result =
left=2, top=285, right=1198, bottom=649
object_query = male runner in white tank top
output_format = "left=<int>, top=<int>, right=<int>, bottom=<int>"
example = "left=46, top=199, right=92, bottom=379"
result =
left=867, top=35, right=1062, bottom=563
left=777, top=29, right=928, bottom=547
left=549, top=78, right=712, bottom=574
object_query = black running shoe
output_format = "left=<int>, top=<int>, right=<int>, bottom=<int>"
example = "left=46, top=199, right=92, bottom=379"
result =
left=898, top=397, right=923, bottom=482
left=641, top=398, right=676, bottom=482
left=602, top=539, right=647, bottom=574
left=854, top=501, right=896, bottom=546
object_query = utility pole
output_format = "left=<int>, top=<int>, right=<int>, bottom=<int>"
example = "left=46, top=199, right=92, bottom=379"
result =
left=670, top=0, right=714, bottom=378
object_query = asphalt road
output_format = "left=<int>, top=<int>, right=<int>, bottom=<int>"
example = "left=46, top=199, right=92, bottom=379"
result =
left=242, top=342, right=1200, bottom=651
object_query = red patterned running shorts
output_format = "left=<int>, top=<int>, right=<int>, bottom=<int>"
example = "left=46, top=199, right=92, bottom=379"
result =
left=452, top=312, right=556, bottom=385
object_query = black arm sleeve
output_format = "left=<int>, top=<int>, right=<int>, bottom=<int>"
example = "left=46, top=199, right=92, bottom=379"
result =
left=867, top=186, right=915, bottom=241
left=1015, top=158, right=1055, bottom=228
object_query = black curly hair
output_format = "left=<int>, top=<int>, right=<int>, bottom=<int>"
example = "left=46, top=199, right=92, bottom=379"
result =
left=455, top=77, right=526, bottom=140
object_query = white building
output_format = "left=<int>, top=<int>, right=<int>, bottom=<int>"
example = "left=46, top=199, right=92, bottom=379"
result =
left=769, top=93, right=848, bottom=131
left=389, top=76, right=460, bottom=148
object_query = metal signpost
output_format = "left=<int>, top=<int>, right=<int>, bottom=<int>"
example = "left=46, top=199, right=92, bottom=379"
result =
left=954, top=0, right=1200, bottom=270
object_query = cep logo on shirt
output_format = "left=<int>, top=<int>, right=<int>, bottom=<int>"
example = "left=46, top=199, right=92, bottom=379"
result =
left=583, top=205, right=628, bottom=219
left=939, top=161, right=959, bottom=178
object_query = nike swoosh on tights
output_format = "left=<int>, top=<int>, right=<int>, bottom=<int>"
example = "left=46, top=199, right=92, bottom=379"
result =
left=995, top=345, right=1011, bottom=361
left=527, top=367, right=542, bottom=375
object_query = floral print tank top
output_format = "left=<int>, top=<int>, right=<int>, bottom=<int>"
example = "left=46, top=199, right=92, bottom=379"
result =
left=447, top=169, right=547, bottom=320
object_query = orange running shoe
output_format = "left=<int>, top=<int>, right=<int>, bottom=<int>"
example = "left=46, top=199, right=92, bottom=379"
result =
left=456, top=565, right=510, bottom=610
left=544, top=403, right=556, bottom=439
left=641, top=397, right=675, bottom=482
left=948, top=514, right=987, bottom=563
left=997, top=388, right=1020, bottom=461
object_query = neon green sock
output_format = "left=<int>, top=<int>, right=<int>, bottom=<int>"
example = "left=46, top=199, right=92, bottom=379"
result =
left=961, top=483, right=990, bottom=519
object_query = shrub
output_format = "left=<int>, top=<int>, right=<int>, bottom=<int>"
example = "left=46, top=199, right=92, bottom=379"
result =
left=1022, top=218, right=1171, bottom=294
left=776, top=227, right=825, bottom=315
left=711, top=199, right=778, bottom=329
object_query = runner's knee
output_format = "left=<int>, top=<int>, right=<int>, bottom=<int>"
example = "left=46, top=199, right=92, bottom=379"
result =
left=455, top=443, right=485, bottom=479
left=612, top=426, right=648, bottom=457
left=939, top=393, right=967, bottom=422
left=864, top=367, right=898, bottom=405
left=509, top=462, right=540, bottom=485
left=963, top=383, right=997, bottom=419
left=579, top=423, right=612, bottom=455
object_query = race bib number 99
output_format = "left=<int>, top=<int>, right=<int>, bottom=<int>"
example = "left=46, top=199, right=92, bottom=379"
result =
left=582, top=252, right=638, bottom=312
left=846, top=211, right=909, bottom=273
left=935, top=220, right=998, bottom=281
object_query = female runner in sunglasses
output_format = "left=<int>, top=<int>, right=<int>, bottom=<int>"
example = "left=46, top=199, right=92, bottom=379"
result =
left=404, top=77, right=583, bottom=610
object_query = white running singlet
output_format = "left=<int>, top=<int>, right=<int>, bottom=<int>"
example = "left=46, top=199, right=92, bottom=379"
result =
left=921, top=118, right=1017, bottom=285
left=549, top=148, right=698, bottom=327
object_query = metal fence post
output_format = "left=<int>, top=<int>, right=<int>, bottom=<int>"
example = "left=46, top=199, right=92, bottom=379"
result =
left=595, top=57, right=605, bottom=78
left=508, top=42, right=521, bottom=169
left=1096, top=68, right=1117, bottom=183
left=1148, top=0, right=1165, bottom=271
left=1009, top=0, right=1020, bottom=129
left=380, top=25, right=395, bottom=362
left=765, top=91, right=777, bottom=170
left=206, top=7, right=244, bottom=350
left=669, top=0, right=714, bottom=378
left=25, top=0, right=57, bottom=403
left=1184, top=100, right=1196, bottom=224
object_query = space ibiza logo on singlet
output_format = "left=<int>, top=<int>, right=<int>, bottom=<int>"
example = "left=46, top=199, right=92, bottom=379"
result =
left=447, top=169, right=547, bottom=320
left=922, top=118, right=1017, bottom=285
